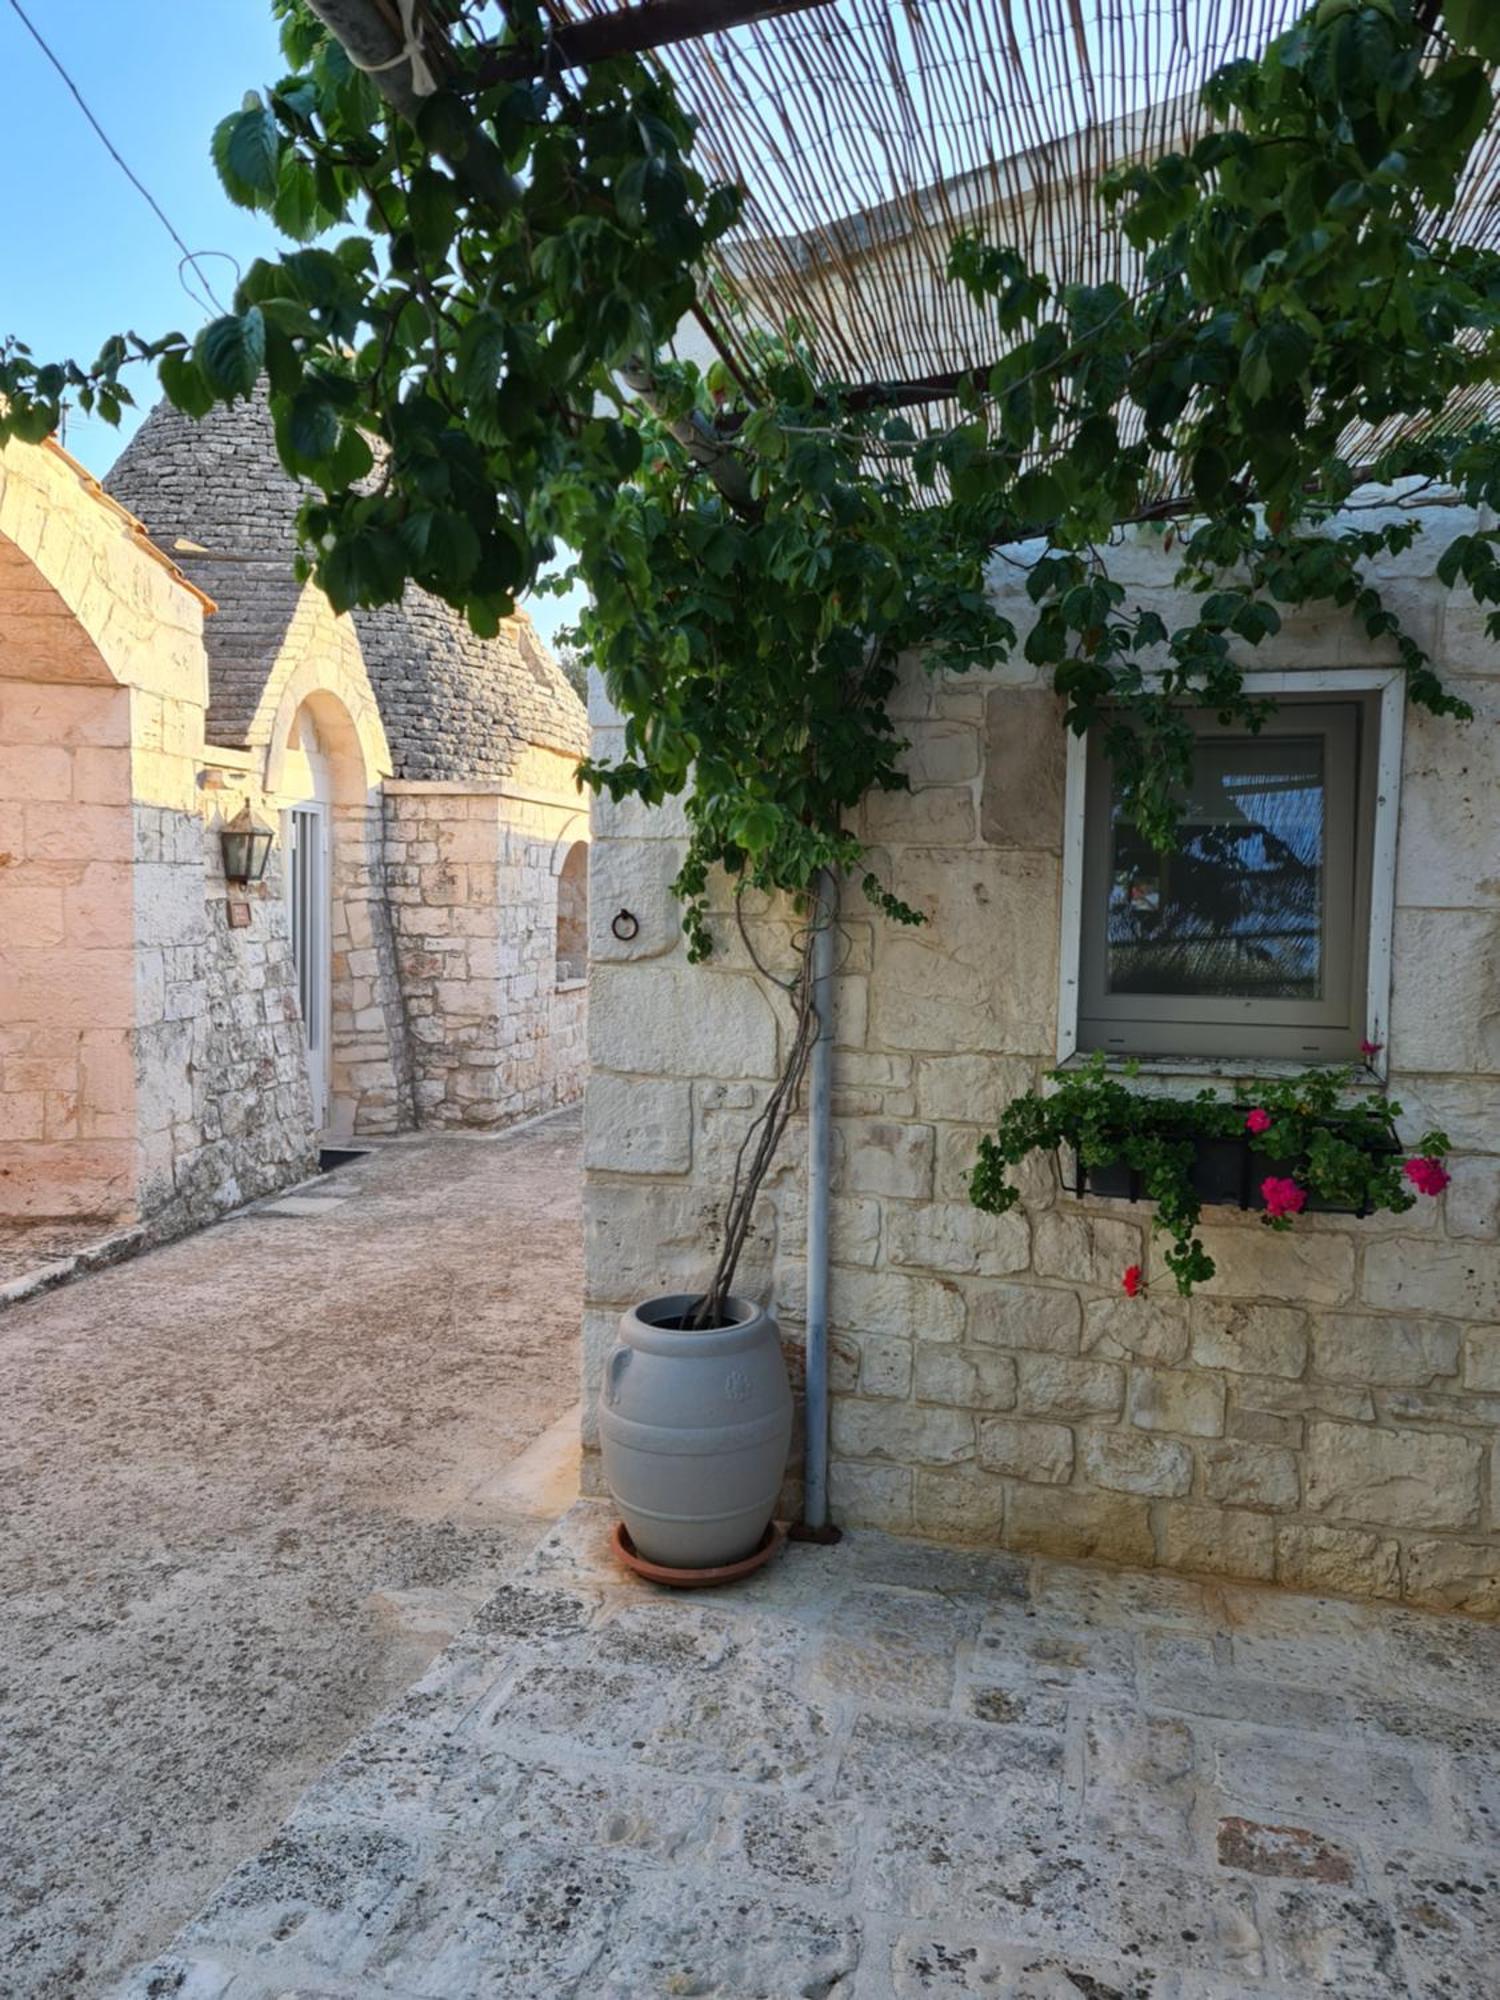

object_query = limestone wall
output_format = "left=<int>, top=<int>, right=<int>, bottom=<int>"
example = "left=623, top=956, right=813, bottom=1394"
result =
left=0, top=433, right=320, bottom=1242
left=327, top=799, right=414, bottom=1139
left=111, top=516, right=320, bottom=1234
left=385, top=757, right=589, bottom=1128
left=582, top=500, right=1500, bottom=1613
left=0, top=433, right=216, bottom=1231
left=139, top=755, right=321, bottom=1229
left=4, top=429, right=589, bottom=1258
left=0, top=679, right=137, bottom=1222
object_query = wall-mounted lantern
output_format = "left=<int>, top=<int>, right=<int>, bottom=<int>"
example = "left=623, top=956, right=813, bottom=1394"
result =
left=219, top=804, right=275, bottom=885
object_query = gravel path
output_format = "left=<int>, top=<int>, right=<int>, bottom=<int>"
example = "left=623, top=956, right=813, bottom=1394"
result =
left=0, top=1112, right=583, bottom=1999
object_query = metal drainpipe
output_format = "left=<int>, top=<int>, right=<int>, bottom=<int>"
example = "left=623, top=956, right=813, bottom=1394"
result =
left=798, top=867, right=841, bottom=1541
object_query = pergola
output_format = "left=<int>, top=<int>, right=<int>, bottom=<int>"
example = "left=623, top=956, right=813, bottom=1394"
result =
left=314, top=1, right=1499, bottom=451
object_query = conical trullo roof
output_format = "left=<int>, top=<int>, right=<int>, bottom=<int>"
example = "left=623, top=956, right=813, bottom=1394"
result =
left=105, top=393, right=587, bottom=778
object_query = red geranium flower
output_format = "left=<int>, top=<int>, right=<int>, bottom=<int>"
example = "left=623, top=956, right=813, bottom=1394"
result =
left=1359, top=1037, right=1383, bottom=1060
left=1404, top=1156, right=1450, bottom=1196
left=1260, top=1176, right=1307, bottom=1219
left=1122, top=1264, right=1144, bottom=1297
left=1245, top=1107, right=1272, bottom=1136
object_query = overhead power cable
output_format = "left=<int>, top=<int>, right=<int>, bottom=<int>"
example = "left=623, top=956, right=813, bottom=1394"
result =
left=4, top=0, right=228, bottom=315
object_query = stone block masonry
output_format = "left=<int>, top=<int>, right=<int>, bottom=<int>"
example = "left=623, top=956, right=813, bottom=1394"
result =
left=385, top=752, right=588, bottom=1130
left=0, top=681, right=137, bottom=1222
left=582, top=501, right=1500, bottom=1616
left=4, top=421, right=592, bottom=1265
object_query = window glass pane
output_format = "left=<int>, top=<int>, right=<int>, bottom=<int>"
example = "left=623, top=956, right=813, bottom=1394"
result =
left=1106, top=735, right=1326, bottom=1000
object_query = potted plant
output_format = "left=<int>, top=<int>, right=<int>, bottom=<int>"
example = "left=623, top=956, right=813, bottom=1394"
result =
left=599, top=1290, right=795, bottom=1577
left=970, top=1054, right=1451, bottom=1295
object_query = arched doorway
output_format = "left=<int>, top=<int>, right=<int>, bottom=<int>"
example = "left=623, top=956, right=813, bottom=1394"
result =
left=264, top=668, right=407, bottom=1140
left=278, top=704, right=334, bottom=1127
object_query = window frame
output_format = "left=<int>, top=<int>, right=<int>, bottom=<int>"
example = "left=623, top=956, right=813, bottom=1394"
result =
left=1056, top=669, right=1404, bottom=1080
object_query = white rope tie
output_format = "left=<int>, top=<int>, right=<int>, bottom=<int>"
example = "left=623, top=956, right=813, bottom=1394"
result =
left=347, top=0, right=438, bottom=97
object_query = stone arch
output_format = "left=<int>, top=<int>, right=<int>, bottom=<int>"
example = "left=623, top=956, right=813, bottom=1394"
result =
left=0, top=441, right=191, bottom=1228
left=0, top=536, right=119, bottom=685
left=258, top=584, right=392, bottom=799
left=262, top=640, right=407, bottom=1140
left=0, top=435, right=211, bottom=698
left=555, top=835, right=589, bottom=985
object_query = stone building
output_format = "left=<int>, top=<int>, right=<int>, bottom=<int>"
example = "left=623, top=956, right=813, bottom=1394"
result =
left=0, top=402, right=587, bottom=1262
left=582, top=495, right=1500, bottom=1617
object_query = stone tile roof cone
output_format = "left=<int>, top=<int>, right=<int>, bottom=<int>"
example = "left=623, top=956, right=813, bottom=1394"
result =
left=104, top=390, right=585, bottom=777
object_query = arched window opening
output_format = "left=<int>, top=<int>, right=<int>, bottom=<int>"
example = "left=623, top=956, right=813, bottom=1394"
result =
left=556, top=840, right=588, bottom=985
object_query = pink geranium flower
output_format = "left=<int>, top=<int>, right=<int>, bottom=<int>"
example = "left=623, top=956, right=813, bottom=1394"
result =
left=1359, top=1038, right=1383, bottom=1060
left=1404, top=1156, right=1450, bottom=1197
left=1260, top=1176, right=1307, bottom=1219
left=1244, top=1107, right=1272, bottom=1136
left=1122, top=1264, right=1145, bottom=1297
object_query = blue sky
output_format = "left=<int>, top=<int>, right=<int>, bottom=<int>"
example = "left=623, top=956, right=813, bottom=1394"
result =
left=0, top=1, right=577, bottom=643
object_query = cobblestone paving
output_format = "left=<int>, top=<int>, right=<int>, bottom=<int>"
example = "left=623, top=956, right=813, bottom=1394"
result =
left=114, top=1502, right=1499, bottom=1999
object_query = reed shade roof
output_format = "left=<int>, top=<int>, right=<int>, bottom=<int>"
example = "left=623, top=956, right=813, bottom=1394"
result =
left=517, top=0, right=1500, bottom=472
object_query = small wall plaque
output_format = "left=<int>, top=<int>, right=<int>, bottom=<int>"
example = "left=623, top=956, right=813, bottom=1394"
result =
left=227, top=898, right=252, bottom=929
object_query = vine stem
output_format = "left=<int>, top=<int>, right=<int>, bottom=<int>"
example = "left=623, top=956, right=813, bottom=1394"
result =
left=690, top=889, right=832, bottom=1328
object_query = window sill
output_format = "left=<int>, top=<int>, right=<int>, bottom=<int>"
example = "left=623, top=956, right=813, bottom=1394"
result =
left=555, top=976, right=588, bottom=994
left=1057, top=1051, right=1385, bottom=1090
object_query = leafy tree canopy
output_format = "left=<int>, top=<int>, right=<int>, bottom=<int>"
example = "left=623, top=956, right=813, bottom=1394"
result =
left=2, top=0, right=1497, bottom=940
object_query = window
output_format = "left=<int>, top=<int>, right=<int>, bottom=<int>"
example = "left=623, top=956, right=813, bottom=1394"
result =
left=1060, top=675, right=1402, bottom=1067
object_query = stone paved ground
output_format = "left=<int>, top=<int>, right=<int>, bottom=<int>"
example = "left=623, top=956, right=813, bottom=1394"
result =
left=115, top=1499, right=1498, bottom=1999
left=0, top=1113, right=583, bottom=2000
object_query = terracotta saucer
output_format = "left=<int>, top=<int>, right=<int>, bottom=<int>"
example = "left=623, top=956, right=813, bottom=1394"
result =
left=610, top=1519, right=786, bottom=1588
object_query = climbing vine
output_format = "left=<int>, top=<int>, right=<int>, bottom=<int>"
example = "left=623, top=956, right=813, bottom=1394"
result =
left=2, top=0, right=1499, bottom=1311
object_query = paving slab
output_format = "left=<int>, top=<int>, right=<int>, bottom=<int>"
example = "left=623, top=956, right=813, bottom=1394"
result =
left=0, top=1112, right=583, bottom=2000
left=112, top=1498, right=1500, bottom=1999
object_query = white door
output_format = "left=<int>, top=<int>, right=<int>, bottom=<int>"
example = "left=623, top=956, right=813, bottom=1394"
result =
left=288, top=803, right=330, bottom=1127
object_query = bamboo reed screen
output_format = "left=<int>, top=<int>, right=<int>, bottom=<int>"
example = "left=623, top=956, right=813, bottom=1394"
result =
left=455, top=2, right=1500, bottom=464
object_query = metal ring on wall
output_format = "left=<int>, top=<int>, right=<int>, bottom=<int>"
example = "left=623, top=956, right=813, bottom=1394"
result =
left=611, top=908, right=640, bottom=942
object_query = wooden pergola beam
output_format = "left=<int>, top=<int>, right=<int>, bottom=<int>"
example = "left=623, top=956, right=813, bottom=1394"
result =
left=476, top=0, right=838, bottom=83
left=841, top=366, right=996, bottom=413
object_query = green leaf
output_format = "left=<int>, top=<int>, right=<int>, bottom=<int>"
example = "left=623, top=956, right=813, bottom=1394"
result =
left=421, top=510, right=481, bottom=589
left=261, top=319, right=302, bottom=396
left=276, top=388, right=339, bottom=470
left=194, top=307, right=266, bottom=400
left=457, top=310, right=506, bottom=404
left=1191, top=442, right=1232, bottom=504
left=320, top=527, right=406, bottom=611
left=158, top=349, right=215, bottom=419
left=1239, top=331, right=1274, bottom=404
left=1013, top=468, right=1065, bottom=526
left=212, top=96, right=280, bottom=207
left=413, top=90, right=474, bottom=161
left=407, top=168, right=461, bottom=260
left=731, top=802, right=779, bottom=853
left=1445, top=0, right=1500, bottom=62
left=272, top=152, right=323, bottom=243
left=325, top=424, right=374, bottom=489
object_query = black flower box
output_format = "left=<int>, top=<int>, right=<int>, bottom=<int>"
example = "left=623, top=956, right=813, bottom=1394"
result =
left=1064, top=1130, right=1394, bottom=1217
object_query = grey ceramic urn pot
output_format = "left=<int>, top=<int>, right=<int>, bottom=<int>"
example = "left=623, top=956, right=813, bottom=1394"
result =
left=598, top=1293, right=793, bottom=1568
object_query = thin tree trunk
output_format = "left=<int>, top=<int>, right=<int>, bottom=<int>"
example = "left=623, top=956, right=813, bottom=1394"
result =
left=692, top=886, right=833, bottom=1326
